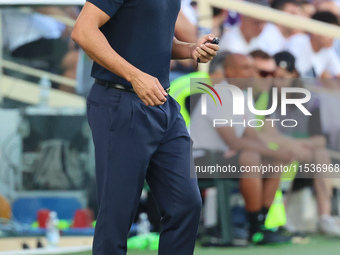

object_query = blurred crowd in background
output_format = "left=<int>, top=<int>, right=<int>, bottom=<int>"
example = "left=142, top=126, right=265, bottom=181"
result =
left=2, top=0, right=340, bottom=248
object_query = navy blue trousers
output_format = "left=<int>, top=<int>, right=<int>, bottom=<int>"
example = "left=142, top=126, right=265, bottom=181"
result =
left=87, top=83, right=202, bottom=255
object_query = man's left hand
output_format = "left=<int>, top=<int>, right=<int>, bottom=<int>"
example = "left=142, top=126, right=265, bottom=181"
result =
left=192, top=34, right=219, bottom=63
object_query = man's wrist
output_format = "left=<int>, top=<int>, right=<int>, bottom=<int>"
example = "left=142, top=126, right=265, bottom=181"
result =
left=187, top=43, right=197, bottom=59
left=125, top=67, right=142, bottom=83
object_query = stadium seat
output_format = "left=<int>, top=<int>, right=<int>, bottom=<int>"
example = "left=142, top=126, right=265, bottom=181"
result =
left=12, top=193, right=84, bottom=224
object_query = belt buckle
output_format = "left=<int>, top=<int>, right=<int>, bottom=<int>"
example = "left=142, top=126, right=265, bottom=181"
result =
left=115, top=84, right=126, bottom=90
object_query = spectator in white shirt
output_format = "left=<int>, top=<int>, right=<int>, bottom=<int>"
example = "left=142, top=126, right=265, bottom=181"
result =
left=257, top=0, right=303, bottom=55
left=2, top=7, right=79, bottom=92
left=285, top=11, right=340, bottom=78
left=219, top=0, right=268, bottom=54
left=219, top=16, right=266, bottom=54
left=317, top=0, right=340, bottom=61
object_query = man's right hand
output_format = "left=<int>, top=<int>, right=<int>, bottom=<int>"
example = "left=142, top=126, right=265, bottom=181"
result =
left=130, top=71, right=168, bottom=106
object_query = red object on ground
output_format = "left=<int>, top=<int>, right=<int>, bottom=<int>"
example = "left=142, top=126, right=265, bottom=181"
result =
left=73, top=209, right=94, bottom=228
left=37, top=209, right=51, bottom=228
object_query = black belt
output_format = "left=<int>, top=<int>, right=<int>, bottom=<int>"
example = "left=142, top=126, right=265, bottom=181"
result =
left=95, top=79, right=170, bottom=94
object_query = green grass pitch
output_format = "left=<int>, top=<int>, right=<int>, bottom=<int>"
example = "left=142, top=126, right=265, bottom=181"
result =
left=56, top=236, right=340, bottom=255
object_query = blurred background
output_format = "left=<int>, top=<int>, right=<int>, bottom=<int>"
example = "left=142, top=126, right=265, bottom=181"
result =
left=2, top=0, right=340, bottom=254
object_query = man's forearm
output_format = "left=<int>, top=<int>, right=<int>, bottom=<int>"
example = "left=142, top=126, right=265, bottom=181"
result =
left=171, top=37, right=196, bottom=60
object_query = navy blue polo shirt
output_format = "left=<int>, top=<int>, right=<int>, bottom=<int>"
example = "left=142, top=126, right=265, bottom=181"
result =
left=87, top=0, right=181, bottom=89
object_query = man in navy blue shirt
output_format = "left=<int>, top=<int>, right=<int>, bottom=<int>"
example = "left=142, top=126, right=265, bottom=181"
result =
left=72, top=1, right=219, bottom=254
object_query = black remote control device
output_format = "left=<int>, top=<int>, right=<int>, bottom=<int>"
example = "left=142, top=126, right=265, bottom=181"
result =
left=210, top=37, right=220, bottom=45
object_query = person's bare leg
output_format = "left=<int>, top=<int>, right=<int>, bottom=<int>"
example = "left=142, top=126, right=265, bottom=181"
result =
left=261, top=160, right=281, bottom=205
left=314, top=177, right=340, bottom=235
left=239, top=150, right=262, bottom=212
left=239, top=151, right=290, bottom=243
left=239, top=150, right=264, bottom=235
left=313, top=148, right=332, bottom=215
left=262, top=177, right=280, bottom=209
left=315, top=178, right=332, bottom=216
left=240, top=178, right=263, bottom=212
left=260, top=159, right=282, bottom=225
left=312, top=148, right=340, bottom=235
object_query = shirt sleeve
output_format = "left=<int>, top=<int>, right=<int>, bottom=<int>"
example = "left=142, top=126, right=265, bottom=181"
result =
left=87, top=0, right=125, bottom=18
